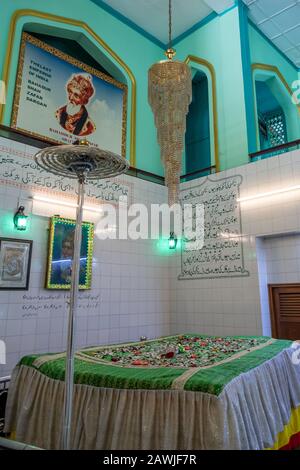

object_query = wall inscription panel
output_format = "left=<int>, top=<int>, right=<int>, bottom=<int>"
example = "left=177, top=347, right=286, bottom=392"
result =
left=0, top=137, right=132, bottom=204
left=179, top=175, right=249, bottom=280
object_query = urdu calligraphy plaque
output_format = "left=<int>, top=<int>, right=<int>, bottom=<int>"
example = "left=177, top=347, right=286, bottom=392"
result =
left=179, top=175, right=249, bottom=280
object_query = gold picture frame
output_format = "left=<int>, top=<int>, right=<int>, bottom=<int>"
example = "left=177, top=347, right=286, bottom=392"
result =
left=11, top=32, right=127, bottom=157
left=46, top=216, right=94, bottom=290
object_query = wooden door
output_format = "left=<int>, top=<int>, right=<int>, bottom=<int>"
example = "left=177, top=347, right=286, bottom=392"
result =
left=268, top=284, right=300, bottom=340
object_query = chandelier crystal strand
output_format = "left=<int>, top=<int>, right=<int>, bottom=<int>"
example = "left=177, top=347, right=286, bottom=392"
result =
left=148, top=0, right=192, bottom=206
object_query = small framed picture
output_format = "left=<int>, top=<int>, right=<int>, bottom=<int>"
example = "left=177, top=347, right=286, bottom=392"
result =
left=46, top=216, right=94, bottom=290
left=0, top=238, right=33, bottom=290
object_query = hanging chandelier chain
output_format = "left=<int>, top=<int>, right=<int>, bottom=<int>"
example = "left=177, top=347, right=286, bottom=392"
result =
left=148, top=0, right=192, bottom=206
left=168, top=0, right=172, bottom=49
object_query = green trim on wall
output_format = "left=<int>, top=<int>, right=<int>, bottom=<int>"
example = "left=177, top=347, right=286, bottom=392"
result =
left=172, top=12, right=218, bottom=47
left=238, top=0, right=257, bottom=154
left=89, top=0, right=165, bottom=49
left=218, top=2, right=238, bottom=17
left=173, top=3, right=239, bottom=48
left=90, top=0, right=239, bottom=51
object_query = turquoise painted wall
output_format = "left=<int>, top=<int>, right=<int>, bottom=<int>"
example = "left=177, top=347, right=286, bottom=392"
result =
left=0, top=0, right=164, bottom=175
left=1, top=1, right=299, bottom=176
left=248, top=24, right=300, bottom=147
left=249, top=24, right=298, bottom=89
left=174, top=6, right=249, bottom=172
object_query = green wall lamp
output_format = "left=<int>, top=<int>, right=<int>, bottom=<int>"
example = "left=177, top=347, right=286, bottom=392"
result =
left=168, top=232, right=177, bottom=250
left=14, top=206, right=28, bottom=231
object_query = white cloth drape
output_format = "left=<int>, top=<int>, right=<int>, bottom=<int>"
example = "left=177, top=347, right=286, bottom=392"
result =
left=5, top=347, right=300, bottom=449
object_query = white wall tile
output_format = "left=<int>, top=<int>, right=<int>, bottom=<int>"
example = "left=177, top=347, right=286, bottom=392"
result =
left=171, top=149, right=300, bottom=338
left=0, top=170, right=171, bottom=376
left=2, top=145, right=300, bottom=377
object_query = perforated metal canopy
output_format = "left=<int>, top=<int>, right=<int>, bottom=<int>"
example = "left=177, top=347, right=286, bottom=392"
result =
left=34, top=143, right=129, bottom=180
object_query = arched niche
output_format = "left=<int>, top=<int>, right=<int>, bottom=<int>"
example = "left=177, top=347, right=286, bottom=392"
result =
left=24, top=23, right=127, bottom=84
left=184, top=56, right=219, bottom=175
left=252, top=64, right=300, bottom=151
left=0, top=10, right=136, bottom=166
left=185, top=71, right=211, bottom=176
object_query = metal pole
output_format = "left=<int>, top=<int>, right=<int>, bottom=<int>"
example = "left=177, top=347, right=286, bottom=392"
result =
left=62, top=174, right=85, bottom=450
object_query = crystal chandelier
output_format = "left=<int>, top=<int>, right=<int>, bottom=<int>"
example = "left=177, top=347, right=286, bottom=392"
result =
left=148, top=0, right=192, bottom=206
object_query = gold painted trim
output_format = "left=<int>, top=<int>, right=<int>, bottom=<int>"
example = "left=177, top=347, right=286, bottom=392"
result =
left=11, top=32, right=127, bottom=158
left=252, top=63, right=300, bottom=114
left=185, top=55, right=220, bottom=172
left=0, top=9, right=136, bottom=166
left=46, top=216, right=94, bottom=290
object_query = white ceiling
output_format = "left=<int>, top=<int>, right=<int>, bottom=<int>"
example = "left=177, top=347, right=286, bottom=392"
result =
left=243, top=0, right=300, bottom=68
left=99, top=0, right=235, bottom=44
left=98, top=0, right=300, bottom=68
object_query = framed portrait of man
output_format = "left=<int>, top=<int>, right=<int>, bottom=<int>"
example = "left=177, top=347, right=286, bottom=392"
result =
left=0, top=238, right=33, bottom=290
left=46, top=216, right=94, bottom=290
left=11, top=32, right=127, bottom=157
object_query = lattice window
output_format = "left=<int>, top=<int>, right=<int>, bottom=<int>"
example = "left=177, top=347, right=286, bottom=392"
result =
left=266, top=112, right=287, bottom=147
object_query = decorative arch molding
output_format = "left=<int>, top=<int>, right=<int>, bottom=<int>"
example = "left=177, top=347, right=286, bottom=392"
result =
left=252, top=63, right=300, bottom=114
left=252, top=63, right=300, bottom=148
left=0, top=9, right=136, bottom=166
left=185, top=55, right=219, bottom=172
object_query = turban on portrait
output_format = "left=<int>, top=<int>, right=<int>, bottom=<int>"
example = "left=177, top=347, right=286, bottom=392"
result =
left=67, top=74, right=95, bottom=105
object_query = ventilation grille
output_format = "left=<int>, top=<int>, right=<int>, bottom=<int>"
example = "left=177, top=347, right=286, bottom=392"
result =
left=267, top=113, right=287, bottom=147
left=279, top=293, right=300, bottom=316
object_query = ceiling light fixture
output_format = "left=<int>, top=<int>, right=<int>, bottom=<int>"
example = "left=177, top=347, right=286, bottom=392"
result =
left=148, top=0, right=192, bottom=207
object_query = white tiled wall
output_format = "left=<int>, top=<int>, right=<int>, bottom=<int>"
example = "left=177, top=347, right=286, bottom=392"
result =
left=2, top=145, right=300, bottom=377
left=0, top=171, right=170, bottom=377
left=262, top=234, right=300, bottom=285
left=170, top=149, right=300, bottom=338
left=256, top=233, right=300, bottom=336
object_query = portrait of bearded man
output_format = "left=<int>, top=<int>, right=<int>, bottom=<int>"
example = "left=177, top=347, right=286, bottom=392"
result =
left=55, top=74, right=96, bottom=136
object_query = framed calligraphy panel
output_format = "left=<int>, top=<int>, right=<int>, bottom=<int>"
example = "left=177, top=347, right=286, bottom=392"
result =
left=179, top=175, right=249, bottom=280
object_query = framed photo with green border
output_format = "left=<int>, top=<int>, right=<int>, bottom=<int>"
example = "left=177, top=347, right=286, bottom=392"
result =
left=46, top=216, right=94, bottom=290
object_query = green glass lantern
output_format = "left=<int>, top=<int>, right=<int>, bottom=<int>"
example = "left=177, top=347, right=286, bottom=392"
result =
left=168, top=232, right=177, bottom=250
left=14, top=206, right=28, bottom=231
